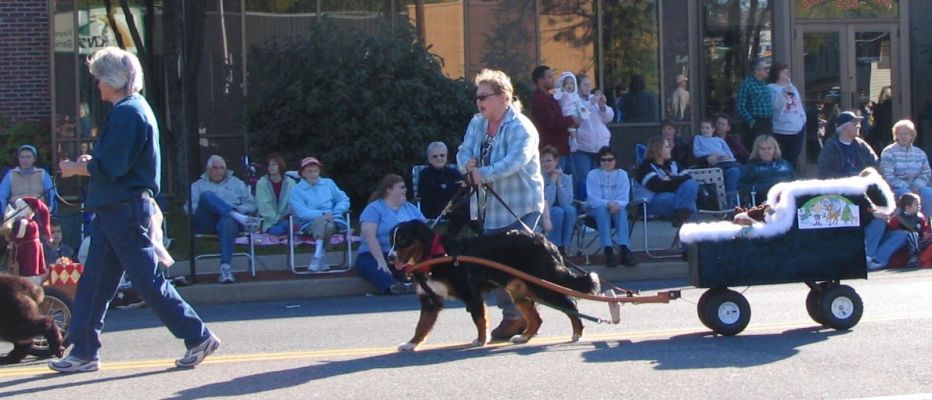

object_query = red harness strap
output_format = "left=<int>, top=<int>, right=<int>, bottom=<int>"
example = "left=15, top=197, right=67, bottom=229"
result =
left=405, top=234, right=447, bottom=276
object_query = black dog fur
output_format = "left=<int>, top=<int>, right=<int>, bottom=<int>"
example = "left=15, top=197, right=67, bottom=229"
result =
left=390, top=220, right=599, bottom=351
left=0, top=275, right=64, bottom=364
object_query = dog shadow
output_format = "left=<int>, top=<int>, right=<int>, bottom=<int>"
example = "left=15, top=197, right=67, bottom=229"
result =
left=582, top=326, right=846, bottom=370
left=165, top=342, right=552, bottom=399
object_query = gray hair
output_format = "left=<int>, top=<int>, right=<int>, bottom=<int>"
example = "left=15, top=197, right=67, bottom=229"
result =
left=206, top=155, right=226, bottom=169
left=426, top=142, right=447, bottom=158
left=88, top=47, right=144, bottom=95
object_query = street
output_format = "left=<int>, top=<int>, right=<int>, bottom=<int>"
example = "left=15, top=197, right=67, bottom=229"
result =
left=2, top=269, right=932, bottom=399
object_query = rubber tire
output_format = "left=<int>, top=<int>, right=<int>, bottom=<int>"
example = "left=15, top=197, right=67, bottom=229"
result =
left=805, top=282, right=831, bottom=326
left=696, top=289, right=721, bottom=329
left=699, top=288, right=750, bottom=336
left=28, top=287, right=73, bottom=357
left=818, top=284, right=863, bottom=331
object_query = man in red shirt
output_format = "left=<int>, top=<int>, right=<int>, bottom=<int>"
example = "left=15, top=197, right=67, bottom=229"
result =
left=531, top=65, right=579, bottom=173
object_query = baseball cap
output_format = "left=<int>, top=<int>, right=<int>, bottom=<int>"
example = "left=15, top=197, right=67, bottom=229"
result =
left=835, top=111, right=864, bottom=128
left=300, top=156, right=322, bottom=171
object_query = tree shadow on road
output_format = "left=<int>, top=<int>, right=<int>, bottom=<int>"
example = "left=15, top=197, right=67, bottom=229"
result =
left=582, top=326, right=847, bottom=369
left=164, top=342, right=554, bottom=399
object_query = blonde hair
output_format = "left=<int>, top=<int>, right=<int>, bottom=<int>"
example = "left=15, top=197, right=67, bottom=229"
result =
left=750, top=135, right=782, bottom=160
left=892, top=119, right=916, bottom=140
left=88, top=47, right=144, bottom=95
left=474, top=68, right=522, bottom=114
left=644, top=137, right=667, bottom=163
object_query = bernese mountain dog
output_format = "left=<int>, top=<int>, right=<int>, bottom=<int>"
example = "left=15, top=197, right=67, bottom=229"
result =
left=0, top=274, right=64, bottom=364
left=389, top=220, right=600, bottom=352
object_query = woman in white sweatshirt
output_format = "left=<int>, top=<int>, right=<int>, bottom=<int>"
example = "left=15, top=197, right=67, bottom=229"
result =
left=767, top=62, right=806, bottom=169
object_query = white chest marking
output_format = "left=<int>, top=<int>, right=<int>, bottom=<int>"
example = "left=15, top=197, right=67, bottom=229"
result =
left=417, top=278, right=452, bottom=299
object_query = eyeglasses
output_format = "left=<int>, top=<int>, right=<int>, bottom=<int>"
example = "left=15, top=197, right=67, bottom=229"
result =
left=475, top=92, right=500, bottom=102
left=430, top=154, right=446, bottom=158
left=600, top=158, right=615, bottom=162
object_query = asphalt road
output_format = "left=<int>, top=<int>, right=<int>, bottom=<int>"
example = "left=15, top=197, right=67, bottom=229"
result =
left=2, top=269, right=932, bottom=399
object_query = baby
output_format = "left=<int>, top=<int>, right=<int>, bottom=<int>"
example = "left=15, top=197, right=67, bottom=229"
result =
left=553, top=71, right=589, bottom=152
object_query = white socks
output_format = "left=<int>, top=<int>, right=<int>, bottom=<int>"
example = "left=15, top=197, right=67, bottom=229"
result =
left=314, top=242, right=325, bottom=258
left=230, top=211, right=250, bottom=226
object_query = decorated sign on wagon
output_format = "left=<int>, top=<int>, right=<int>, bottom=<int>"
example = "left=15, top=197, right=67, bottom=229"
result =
left=797, top=195, right=859, bottom=230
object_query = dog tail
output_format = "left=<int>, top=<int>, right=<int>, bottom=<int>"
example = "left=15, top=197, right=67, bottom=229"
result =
left=560, top=272, right=600, bottom=295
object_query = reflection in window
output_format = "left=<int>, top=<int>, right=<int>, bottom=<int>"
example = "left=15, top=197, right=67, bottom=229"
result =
left=539, top=1, right=596, bottom=87
left=602, top=0, right=660, bottom=123
left=465, top=0, right=538, bottom=86
left=702, top=0, right=772, bottom=116
left=910, top=1, right=932, bottom=149
left=794, top=0, right=897, bottom=19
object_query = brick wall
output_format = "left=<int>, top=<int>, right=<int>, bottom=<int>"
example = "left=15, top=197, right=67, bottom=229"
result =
left=0, top=0, right=50, bottom=124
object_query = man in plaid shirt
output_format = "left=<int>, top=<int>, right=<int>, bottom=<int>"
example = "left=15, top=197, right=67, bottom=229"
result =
left=736, top=58, right=773, bottom=146
left=458, top=68, right=546, bottom=341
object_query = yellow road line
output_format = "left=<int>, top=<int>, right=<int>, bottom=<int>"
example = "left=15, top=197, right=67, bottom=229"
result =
left=3, top=313, right=930, bottom=378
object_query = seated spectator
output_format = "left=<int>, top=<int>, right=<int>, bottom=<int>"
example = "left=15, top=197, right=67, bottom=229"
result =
left=635, top=137, right=699, bottom=228
left=880, top=119, right=932, bottom=216
left=289, top=156, right=350, bottom=272
left=858, top=168, right=908, bottom=271
left=585, top=146, right=635, bottom=267
left=43, top=219, right=75, bottom=262
left=417, top=142, right=480, bottom=237
left=540, top=145, right=576, bottom=256
left=255, top=153, right=295, bottom=236
left=714, top=114, right=750, bottom=163
left=356, top=174, right=425, bottom=295
left=886, top=193, right=930, bottom=268
left=188, top=155, right=257, bottom=284
left=817, top=111, right=878, bottom=178
left=660, top=119, right=691, bottom=167
left=739, top=135, right=795, bottom=205
left=693, top=118, right=742, bottom=204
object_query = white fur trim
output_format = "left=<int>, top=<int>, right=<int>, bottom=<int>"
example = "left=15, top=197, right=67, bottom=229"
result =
left=680, top=172, right=895, bottom=244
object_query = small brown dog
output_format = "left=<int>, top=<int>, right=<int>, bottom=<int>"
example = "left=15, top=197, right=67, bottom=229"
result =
left=0, top=274, right=64, bottom=364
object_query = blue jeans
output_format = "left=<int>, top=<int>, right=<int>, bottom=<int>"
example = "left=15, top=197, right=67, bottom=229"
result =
left=648, top=179, right=699, bottom=218
left=570, top=151, right=597, bottom=200
left=194, top=191, right=243, bottom=263
left=69, top=197, right=210, bottom=361
left=716, top=162, right=742, bottom=195
left=548, top=205, right=577, bottom=247
left=865, top=218, right=909, bottom=265
left=265, top=219, right=291, bottom=236
left=485, top=212, right=541, bottom=320
left=586, top=204, right=629, bottom=247
left=893, top=187, right=932, bottom=217
left=355, top=252, right=406, bottom=293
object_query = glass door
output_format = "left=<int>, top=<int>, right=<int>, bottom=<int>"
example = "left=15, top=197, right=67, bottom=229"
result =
left=795, top=24, right=898, bottom=162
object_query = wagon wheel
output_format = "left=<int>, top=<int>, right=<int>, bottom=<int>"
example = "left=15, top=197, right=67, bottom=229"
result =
left=29, top=287, right=72, bottom=357
left=818, top=284, right=863, bottom=331
left=696, top=289, right=721, bottom=328
left=805, top=282, right=832, bottom=326
left=698, top=288, right=750, bottom=336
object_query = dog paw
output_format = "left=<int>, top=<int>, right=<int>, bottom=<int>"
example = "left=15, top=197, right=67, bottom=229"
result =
left=571, top=334, right=582, bottom=343
left=471, top=338, right=488, bottom=347
left=397, top=342, right=419, bottom=352
left=510, top=335, right=531, bottom=344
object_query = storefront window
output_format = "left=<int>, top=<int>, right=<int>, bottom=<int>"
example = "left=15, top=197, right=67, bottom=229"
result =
left=794, top=0, right=897, bottom=19
left=403, top=0, right=465, bottom=79
left=539, top=1, right=596, bottom=88
left=465, top=0, right=538, bottom=85
left=662, top=0, right=692, bottom=123
left=602, top=0, right=660, bottom=124
left=910, top=1, right=932, bottom=149
left=702, top=0, right=772, bottom=118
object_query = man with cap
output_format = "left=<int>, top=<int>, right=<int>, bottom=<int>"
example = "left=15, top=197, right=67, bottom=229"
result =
left=188, top=155, right=258, bottom=284
left=288, top=156, right=350, bottom=271
left=817, top=111, right=878, bottom=178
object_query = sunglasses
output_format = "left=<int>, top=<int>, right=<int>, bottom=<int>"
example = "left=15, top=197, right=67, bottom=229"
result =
left=431, top=154, right=446, bottom=158
left=475, top=92, right=500, bottom=102
left=600, top=158, right=615, bottom=162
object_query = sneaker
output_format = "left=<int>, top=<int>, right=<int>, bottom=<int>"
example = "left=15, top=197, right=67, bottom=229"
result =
left=308, top=257, right=330, bottom=272
left=112, top=289, right=146, bottom=309
left=219, top=263, right=235, bottom=284
left=867, top=258, right=885, bottom=271
left=175, top=333, right=221, bottom=368
left=388, top=282, right=415, bottom=295
left=49, top=355, right=100, bottom=373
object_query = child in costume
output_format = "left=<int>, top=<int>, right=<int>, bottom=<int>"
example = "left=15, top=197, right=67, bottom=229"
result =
left=553, top=71, right=590, bottom=152
left=3, top=196, right=51, bottom=286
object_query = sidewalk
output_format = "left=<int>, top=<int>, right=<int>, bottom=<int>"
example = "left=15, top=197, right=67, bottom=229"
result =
left=172, top=220, right=689, bottom=304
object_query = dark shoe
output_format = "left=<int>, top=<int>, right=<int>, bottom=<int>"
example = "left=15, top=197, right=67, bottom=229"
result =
left=619, top=246, right=637, bottom=267
left=112, top=289, right=146, bottom=309
left=604, top=246, right=618, bottom=268
left=491, top=318, right=527, bottom=341
left=671, top=208, right=691, bottom=228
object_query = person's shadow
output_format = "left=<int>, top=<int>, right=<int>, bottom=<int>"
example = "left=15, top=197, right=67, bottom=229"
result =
left=166, top=342, right=553, bottom=399
left=582, top=326, right=846, bottom=370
